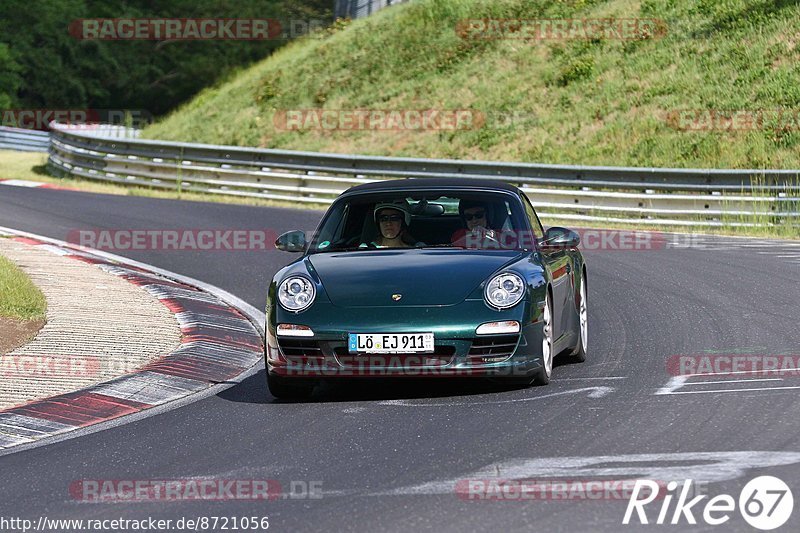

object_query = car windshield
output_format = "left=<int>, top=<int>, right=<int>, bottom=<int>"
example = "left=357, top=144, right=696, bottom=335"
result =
left=308, top=189, right=532, bottom=253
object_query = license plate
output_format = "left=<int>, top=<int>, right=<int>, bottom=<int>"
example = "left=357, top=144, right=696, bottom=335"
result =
left=348, top=333, right=434, bottom=354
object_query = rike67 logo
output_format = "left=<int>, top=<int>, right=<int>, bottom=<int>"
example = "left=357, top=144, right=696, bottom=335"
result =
left=624, top=476, right=793, bottom=530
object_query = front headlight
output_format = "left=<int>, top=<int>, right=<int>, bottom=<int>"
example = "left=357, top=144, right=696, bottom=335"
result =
left=278, top=276, right=316, bottom=312
left=484, top=272, right=525, bottom=309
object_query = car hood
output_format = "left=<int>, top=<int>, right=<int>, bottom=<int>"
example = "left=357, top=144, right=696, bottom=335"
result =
left=307, top=249, right=525, bottom=307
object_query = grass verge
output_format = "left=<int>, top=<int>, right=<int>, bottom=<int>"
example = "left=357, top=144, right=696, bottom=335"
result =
left=0, top=252, right=47, bottom=321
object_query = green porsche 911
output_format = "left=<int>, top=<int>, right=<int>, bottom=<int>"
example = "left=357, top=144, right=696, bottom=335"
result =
left=265, top=178, right=588, bottom=398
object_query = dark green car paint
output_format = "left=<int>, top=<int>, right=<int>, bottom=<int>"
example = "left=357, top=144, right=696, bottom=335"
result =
left=265, top=181, right=586, bottom=385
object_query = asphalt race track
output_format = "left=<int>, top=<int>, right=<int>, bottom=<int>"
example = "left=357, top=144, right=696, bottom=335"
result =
left=1, top=185, right=799, bottom=532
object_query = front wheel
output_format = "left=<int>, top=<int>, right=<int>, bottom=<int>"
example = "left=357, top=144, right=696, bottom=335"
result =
left=532, top=290, right=554, bottom=385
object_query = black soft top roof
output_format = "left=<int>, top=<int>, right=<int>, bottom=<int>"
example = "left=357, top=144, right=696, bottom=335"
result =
left=343, top=178, right=521, bottom=195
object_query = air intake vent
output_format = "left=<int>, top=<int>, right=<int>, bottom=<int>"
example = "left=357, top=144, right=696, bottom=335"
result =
left=278, top=339, right=323, bottom=358
left=468, top=335, right=520, bottom=360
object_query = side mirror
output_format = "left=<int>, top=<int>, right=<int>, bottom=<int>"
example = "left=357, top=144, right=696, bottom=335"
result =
left=542, top=227, right=580, bottom=250
left=275, top=230, right=307, bottom=252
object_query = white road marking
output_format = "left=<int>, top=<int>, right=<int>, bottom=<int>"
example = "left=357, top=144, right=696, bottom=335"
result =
left=34, top=244, right=72, bottom=256
left=663, top=385, right=800, bottom=395
left=378, top=386, right=614, bottom=407
left=656, top=367, right=799, bottom=395
left=682, top=367, right=800, bottom=378
left=557, top=376, right=627, bottom=381
left=94, top=371, right=207, bottom=404
left=369, top=451, right=800, bottom=497
left=0, top=179, right=46, bottom=187
left=654, top=376, right=687, bottom=395
left=732, top=243, right=800, bottom=248
left=684, top=378, right=783, bottom=385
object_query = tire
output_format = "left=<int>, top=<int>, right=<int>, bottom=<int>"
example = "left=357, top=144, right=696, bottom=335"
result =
left=565, top=270, right=588, bottom=364
left=267, top=372, right=315, bottom=400
left=491, top=290, right=553, bottom=389
left=532, top=290, right=554, bottom=386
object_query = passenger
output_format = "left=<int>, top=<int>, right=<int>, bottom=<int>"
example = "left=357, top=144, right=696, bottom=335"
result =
left=360, top=200, right=420, bottom=248
left=452, top=199, right=499, bottom=248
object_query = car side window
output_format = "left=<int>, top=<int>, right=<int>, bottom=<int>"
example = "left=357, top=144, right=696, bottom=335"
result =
left=521, top=194, right=545, bottom=243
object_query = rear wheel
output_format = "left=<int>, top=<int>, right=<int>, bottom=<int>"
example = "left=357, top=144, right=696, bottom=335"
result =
left=532, top=290, right=554, bottom=386
left=267, top=373, right=315, bottom=400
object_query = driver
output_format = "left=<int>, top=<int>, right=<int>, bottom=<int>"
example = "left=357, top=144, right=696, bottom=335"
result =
left=360, top=200, right=420, bottom=248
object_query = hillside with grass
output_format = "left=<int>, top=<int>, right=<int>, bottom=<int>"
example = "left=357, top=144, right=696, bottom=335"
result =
left=144, top=0, right=800, bottom=169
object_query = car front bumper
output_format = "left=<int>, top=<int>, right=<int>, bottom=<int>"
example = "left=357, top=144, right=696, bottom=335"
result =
left=266, top=300, right=545, bottom=379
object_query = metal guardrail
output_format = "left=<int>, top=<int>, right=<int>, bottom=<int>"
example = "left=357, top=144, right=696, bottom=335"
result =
left=1, top=125, right=140, bottom=152
left=64, top=125, right=142, bottom=139
left=47, top=122, right=800, bottom=227
left=334, top=0, right=410, bottom=19
left=0, top=126, right=49, bottom=152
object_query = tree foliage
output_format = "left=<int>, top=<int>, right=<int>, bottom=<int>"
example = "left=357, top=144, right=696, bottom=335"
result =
left=0, top=0, right=332, bottom=117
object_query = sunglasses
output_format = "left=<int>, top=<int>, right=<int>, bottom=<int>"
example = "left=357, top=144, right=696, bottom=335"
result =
left=378, top=214, right=403, bottom=223
left=463, top=211, right=486, bottom=221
